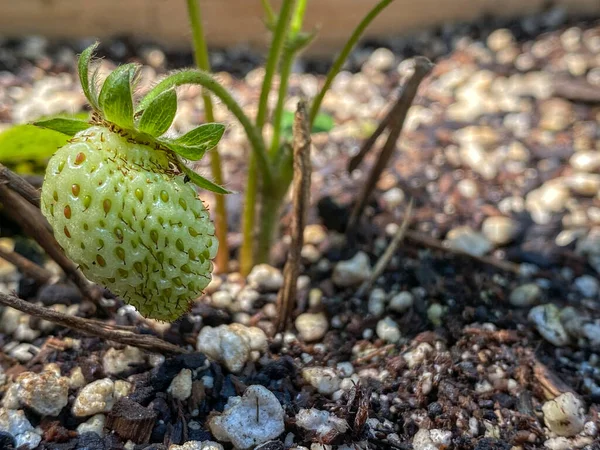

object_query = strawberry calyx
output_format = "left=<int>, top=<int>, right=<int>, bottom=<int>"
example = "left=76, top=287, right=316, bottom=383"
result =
left=34, top=43, right=231, bottom=195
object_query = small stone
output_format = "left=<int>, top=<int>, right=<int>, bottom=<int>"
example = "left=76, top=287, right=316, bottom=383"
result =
left=487, top=29, right=515, bottom=52
left=382, top=188, right=405, bottom=210
left=103, top=346, right=145, bottom=376
left=76, top=414, right=106, bottom=437
left=509, top=283, right=541, bottom=307
left=301, top=367, right=340, bottom=395
left=0, top=307, right=22, bottom=335
left=540, top=98, right=573, bottom=131
left=368, top=288, right=386, bottom=317
left=295, top=313, right=328, bottom=342
left=69, top=367, right=86, bottom=389
left=303, top=225, right=327, bottom=246
left=565, top=173, right=600, bottom=196
left=247, top=264, right=284, bottom=291
left=9, top=343, right=39, bottom=362
left=570, top=151, right=600, bottom=172
left=365, top=48, right=395, bottom=71
left=528, top=304, right=570, bottom=346
left=376, top=317, right=401, bottom=343
left=211, top=291, right=233, bottom=309
left=332, top=252, right=372, bottom=287
left=389, top=292, right=414, bottom=312
left=72, top=378, right=115, bottom=417
left=295, top=408, right=348, bottom=438
left=481, top=216, right=518, bottom=245
left=456, top=179, right=479, bottom=199
left=574, top=275, right=599, bottom=298
left=168, top=441, right=224, bottom=450
left=445, top=226, right=492, bottom=257
left=168, top=369, right=192, bottom=401
left=208, top=385, right=284, bottom=449
left=427, top=304, right=447, bottom=327
left=542, top=393, right=586, bottom=437
left=14, top=369, right=69, bottom=416
left=197, top=324, right=267, bottom=373
left=301, top=244, right=321, bottom=263
left=403, top=343, right=433, bottom=369
left=113, top=380, right=133, bottom=400
left=0, top=408, right=40, bottom=450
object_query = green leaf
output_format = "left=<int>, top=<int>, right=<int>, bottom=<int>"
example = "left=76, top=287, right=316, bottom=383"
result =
left=98, top=63, right=136, bottom=129
left=178, top=159, right=232, bottom=194
left=280, top=110, right=334, bottom=140
left=161, top=123, right=225, bottom=160
left=78, top=42, right=99, bottom=109
left=33, top=117, right=91, bottom=136
left=0, top=125, right=70, bottom=166
left=137, top=88, right=177, bottom=137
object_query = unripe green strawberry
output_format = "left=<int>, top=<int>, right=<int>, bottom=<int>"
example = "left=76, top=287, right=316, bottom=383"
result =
left=41, top=126, right=217, bottom=321
left=35, top=43, right=230, bottom=321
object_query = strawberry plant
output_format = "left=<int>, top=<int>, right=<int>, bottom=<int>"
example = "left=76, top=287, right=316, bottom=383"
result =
left=36, top=44, right=229, bottom=321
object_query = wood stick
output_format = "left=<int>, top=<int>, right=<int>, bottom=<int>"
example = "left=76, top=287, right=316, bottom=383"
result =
left=275, top=101, right=312, bottom=333
left=357, top=198, right=413, bottom=297
left=0, top=184, right=103, bottom=304
left=0, top=292, right=188, bottom=355
left=0, top=245, right=54, bottom=284
left=0, top=163, right=41, bottom=208
left=346, top=57, right=433, bottom=236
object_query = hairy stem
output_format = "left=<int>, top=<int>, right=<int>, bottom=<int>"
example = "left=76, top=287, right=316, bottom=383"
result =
left=186, top=0, right=229, bottom=272
left=139, top=70, right=272, bottom=187
left=256, top=0, right=296, bottom=130
left=309, top=0, right=394, bottom=126
left=269, top=0, right=307, bottom=156
left=240, top=0, right=295, bottom=274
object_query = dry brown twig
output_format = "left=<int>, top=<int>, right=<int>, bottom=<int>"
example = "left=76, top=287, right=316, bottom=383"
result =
left=346, top=56, right=434, bottom=235
left=357, top=198, right=413, bottom=297
left=0, top=245, right=54, bottom=284
left=0, top=292, right=188, bottom=355
left=0, top=181, right=104, bottom=305
left=275, top=101, right=312, bottom=333
left=0, top=163, right=41, bottom=208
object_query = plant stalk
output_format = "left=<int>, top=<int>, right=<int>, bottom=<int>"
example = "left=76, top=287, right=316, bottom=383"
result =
left=186, top=0, right=229, bottom=272
left=309, top=0, right=394, bottom=126
left=240, top=0, right=296, bottom=275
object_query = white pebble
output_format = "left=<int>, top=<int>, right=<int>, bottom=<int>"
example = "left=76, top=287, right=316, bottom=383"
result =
left=208, top=385, right=284, bottom=449
left=197, top=324, right=267, bottom=373
left=295, top=408, right=348, bottom=438
left=542, top=392, right=586, bottom=437
left=14, top=368, right=69, bottom=416
left=295, top=313, right=328, bottom=342
left=168, top=441, right=224, bottom=450
left=574, top=275, right=599, bottom=298
left=76, top=414, right=106, bottom=437
left=168, top=369, right=192, bottom=401
left=302, top=367, right=340, bottom=395
left=247, top=264, right=284, bottom=291
left=368, top=288, right=387, bottom=317
left=376, top=317, right=401, bottom=343
left=102, top=346, right=145, bottom=375
left=528, top=304, right=570, bottom=346
left=509, top=283, right=541, bottom=307
left=332, top=252, right=372, bottom=287
left=72, top=378, right=115, bottom=417
left=0, top=408, right=41, bottom=449
left=389, top=292, right=414, bottom=312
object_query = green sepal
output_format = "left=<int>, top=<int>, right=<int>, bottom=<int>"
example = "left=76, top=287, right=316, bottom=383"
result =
left=98, top=63, right=137, bottom=129
left=33, top=117, right=91, bottom=136
left=161, top=123, right=225, bottom=161
left=177, top=158, right=232, bottom=195
left=138, top=87, right=177, bottom=137
left=78, top=42, right=99, bottom=109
